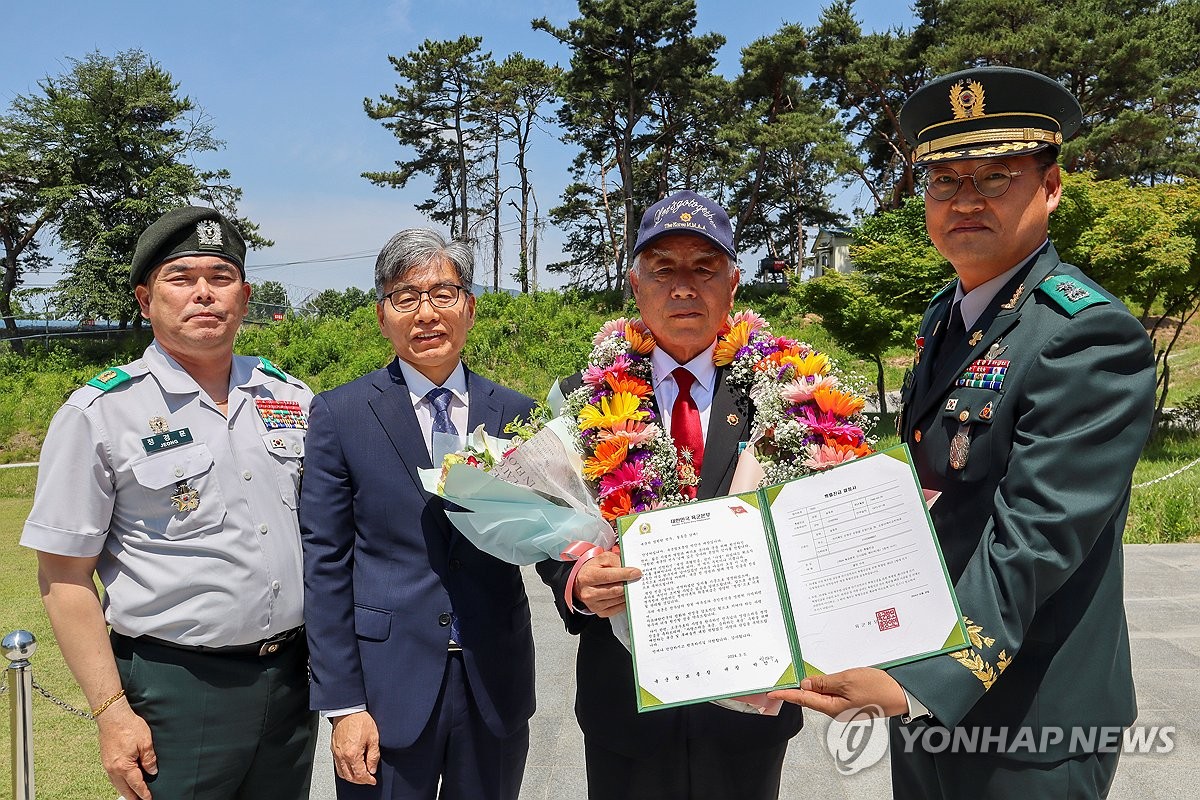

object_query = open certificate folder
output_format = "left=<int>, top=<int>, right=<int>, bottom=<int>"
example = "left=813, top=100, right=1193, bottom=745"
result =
left=617, top=445, right=969, bottom=713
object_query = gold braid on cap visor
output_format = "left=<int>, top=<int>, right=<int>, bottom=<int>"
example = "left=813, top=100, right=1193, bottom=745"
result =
left=914, top=127, right=1063, bottom=161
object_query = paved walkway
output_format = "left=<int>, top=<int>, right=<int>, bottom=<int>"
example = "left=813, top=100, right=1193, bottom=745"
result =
left=310, top=544, right=1200, bottom=799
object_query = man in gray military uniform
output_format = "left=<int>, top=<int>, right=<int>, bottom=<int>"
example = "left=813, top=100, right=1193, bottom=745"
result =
left=22, top=207, right=316, bottom=800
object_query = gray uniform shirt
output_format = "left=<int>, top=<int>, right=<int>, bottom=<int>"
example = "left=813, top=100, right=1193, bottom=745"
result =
left=21, top=342, right=312, bottom=647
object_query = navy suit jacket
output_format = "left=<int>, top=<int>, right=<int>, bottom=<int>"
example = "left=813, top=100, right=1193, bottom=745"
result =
left=537, top=368, right=803, bottom=758
left=301, top=360, right=537, bottom=749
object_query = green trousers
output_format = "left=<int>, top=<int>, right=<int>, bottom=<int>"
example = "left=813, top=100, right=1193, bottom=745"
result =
left=112, top=633, right=317, bottom=800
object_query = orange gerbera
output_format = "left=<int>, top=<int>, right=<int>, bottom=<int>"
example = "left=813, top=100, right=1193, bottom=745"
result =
left=757, top=346, right=807, bottom=374
left=813, top=385, right=866, bottom=417
left=605, top=371, right=652, bottom=398
left=583, top=436, right=630, bottom=479
left=600, top=487, right=633, bottom=521
left=713, top=321, right=752, bottom=366
left=823, top=438, right=872, bottom=458
left=625, top=321, right=655, bottom=355
left=578, top=392, right=648, bottom=431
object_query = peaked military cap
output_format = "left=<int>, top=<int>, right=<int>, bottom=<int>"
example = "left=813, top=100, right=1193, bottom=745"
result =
left=900, top=66, right=1082, bottom=166
left=633, top=190, right=737, bottom=260
left=130, top=206, right=247, bottom=286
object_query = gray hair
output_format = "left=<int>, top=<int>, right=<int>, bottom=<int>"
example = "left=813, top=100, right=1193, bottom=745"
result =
left=374, top=228, right=475, bottom=299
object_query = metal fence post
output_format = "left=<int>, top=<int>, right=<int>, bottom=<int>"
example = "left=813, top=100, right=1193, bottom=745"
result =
left=3, top=630, right=37, bottom=800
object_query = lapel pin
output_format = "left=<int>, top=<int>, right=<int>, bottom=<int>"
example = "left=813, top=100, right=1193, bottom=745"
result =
left=727, top=414, right=739, bottom=426
left=148, top=416, right=169, bottom=434
left=1000, top=284, right=1025, bottom=310
left=969, top=330, right=983, bottom=346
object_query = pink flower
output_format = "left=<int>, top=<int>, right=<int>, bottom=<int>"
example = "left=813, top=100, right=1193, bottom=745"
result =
left=599, top=461, right=648, bottom=497
left=804, top=444, right=861, bottom=471
left=780, top=375, right=838, bottom=404
left=797, top=406, right=863, bottom=442
left=582, top=354, right=634, bottom=387
left=596, top=421, right=660, bottom=447
left=593, top=317, right=629, bottom=346
left=729, top=309, right=768, bottom=334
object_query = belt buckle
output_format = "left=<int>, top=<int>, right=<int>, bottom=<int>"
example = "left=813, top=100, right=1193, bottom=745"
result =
left=257, top=626, right=298, bottom=657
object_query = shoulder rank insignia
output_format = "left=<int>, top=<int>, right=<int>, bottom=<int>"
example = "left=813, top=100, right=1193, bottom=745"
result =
left=257, top=357, right=289, bottom=382
left=1038, top=275, right=1111, bottom=317
left=86, top=367, right=132, bottom=391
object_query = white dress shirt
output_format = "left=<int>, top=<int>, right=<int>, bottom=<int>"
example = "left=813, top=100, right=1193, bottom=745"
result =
left=649, top=342, right=718, bottom=441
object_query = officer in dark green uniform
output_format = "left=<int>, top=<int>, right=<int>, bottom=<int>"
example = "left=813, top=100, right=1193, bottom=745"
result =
left=770, top=67, right=1155, bottom=798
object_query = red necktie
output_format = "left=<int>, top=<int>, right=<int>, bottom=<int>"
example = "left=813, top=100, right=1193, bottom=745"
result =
left=671, top=367, right=704, bottom=499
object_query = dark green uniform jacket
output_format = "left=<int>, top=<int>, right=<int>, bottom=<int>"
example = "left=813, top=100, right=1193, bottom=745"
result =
left=889, top=242, right=1155, bottom=762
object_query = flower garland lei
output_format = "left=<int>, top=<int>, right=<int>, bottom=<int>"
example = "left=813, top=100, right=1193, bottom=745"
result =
left=564, top=310, right=873, bottom=522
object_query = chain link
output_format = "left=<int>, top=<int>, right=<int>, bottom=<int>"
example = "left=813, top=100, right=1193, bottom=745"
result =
left=1133, top=455, right=1200, bottom=490
left=30, top=677, right=95, bottom=721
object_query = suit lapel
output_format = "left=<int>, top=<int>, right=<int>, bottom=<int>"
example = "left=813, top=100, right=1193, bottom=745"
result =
left=465, top=369, right=504, bottom=437
left=698, top=368, right=751, bottom=499
left=369, top=361, right=434, bottom=494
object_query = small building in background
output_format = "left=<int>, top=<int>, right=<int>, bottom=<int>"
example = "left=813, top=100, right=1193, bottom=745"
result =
left=810, top=227, right=855, bottom=278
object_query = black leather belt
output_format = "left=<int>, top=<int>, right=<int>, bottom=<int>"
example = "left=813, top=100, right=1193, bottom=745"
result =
left=117, top=626, right=304, bottom=657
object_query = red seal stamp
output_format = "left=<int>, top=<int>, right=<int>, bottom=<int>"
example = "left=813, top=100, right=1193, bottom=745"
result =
left=876, top=607, right=900, bottom=631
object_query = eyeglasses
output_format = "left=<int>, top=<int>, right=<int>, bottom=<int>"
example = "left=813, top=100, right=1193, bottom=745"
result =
left=921, top=163, right=1026, bottom=201
left=382, top=283, right=467, bottom=313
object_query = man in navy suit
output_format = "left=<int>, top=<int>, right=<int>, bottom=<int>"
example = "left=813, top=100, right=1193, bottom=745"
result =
left=301, top=228, right=536, bottom=800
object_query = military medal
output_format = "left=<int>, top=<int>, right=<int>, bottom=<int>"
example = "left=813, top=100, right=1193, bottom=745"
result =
left=677, top=448, right=700, bottom=489
left=957, top=358, right=1009, bottom=390
left=255, top=399, right=308, bottom=430
left=171, top=482, right=200, bottom=513
left=949, top=425, right=971, bottom=470
left=914, top=335, right=925, bottom=366
left=148, top=416, right=169, bottom=434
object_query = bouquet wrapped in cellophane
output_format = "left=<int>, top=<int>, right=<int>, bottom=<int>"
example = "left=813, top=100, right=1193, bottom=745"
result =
left=418, top=413, right=617, bottom=566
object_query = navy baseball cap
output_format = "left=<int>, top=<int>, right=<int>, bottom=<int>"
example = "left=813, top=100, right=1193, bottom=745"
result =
left=633, top=190, right=736, bottom=260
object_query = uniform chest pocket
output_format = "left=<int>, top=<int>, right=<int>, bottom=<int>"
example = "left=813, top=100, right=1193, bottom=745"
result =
left=129, top=443, right=227, bottom=539
left=935, top=387, right=1001, bottom=483
left=261, top=430, right=305, bottom=510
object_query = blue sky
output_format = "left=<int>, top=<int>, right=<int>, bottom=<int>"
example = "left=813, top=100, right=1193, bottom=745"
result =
left=3, top=1, right=915, bottom=302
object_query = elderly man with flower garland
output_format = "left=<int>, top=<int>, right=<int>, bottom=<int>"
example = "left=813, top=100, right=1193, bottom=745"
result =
left=769, top=68, right=1155, bottom=799
left=537, top=190, right=805, bottom=800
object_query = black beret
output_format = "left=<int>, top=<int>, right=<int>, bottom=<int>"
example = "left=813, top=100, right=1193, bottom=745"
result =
left=900, top=66, right=1082, bottom=166
left=130, top=206, right=247, bottom=287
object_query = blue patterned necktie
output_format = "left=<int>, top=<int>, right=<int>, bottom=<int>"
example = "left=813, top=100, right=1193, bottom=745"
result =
left=427, top=387, right=458, bottom=435
left=427, top=386, right=461, bottom=645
